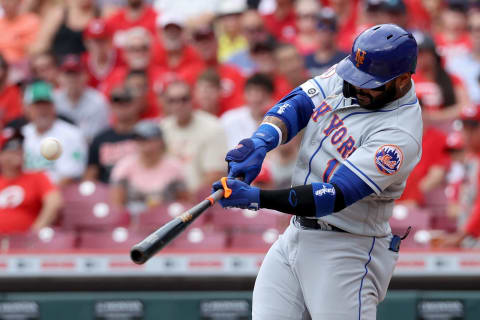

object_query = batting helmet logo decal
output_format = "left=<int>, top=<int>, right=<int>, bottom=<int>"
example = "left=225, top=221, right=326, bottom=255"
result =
left=374, top=145, right=403, bottom=175
left=355, top=48, right=367, bottom=67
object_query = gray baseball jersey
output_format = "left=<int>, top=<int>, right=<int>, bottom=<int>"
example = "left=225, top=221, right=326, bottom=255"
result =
left=291, top=65, right=423, bottom=237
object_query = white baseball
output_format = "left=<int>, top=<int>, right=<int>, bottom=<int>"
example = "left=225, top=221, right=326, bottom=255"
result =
left=40, top=138, right=62, bottom=160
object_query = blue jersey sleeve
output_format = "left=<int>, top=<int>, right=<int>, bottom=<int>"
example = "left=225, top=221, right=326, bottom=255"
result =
left=265, top=87, right=316, bottom=142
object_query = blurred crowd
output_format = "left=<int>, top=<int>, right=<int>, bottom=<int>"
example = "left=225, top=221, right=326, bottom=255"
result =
left=0, top=0, right=479, bottom=249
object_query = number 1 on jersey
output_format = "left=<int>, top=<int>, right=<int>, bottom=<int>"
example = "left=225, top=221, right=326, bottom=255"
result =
left=323, top=159, right=339, bottom=182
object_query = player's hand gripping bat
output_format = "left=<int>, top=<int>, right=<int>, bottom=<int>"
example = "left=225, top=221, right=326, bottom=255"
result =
left=130, top=178, right=232, bottom=264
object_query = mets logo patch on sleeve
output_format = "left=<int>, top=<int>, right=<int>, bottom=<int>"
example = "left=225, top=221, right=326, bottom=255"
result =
left=374, top=145, right=404, bottom=175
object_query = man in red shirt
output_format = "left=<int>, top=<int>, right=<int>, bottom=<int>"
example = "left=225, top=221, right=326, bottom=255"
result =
left=262, top=0, right=296, bottom=42
left=100, top=27, right=160, bottom=119
left=0, top=129, right=62, bottom=234
left=439, top=106, right=480, bottom=247
left=0, top=54, right=22, bottom=128
left=83, top=19, right=125, bottom=89
left=151, top=13, right=205, bottom=86
left=106, top=0, right=157, bottom=47
left=191, top=23, right=245, bottom=115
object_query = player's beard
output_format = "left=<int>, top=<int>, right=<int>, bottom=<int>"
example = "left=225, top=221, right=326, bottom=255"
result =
left=354, top=84, right=397, bottom=110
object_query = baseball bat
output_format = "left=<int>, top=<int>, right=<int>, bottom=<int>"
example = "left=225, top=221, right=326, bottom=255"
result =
left=130, top=189, right=225, bottom=265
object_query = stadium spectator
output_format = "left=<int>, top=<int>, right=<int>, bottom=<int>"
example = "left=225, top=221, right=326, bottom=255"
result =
left=194, top=69, right=222, bottom=116
left=160, top=81, right=227, bottom=192
left=293, top=0, right=321, bottom=56
left=190, top=20, right=246, bottom=113
left=446, top=10, right=480, bottom=104
left=216, top=0, right=248, bottom=63
left=249, top=41, right=292, bottom=101
left=438, top=105, right=480, bottom=247
left=434, top=1, right=471, bottom=63
left=261, top=0, right=296, bottom=42
left=0, top=0, right=39, bottom=64
left=105, top=0, right=157, bottom=47
left=82, top=18, right=125, bottom=89
left=30, top=52, right=59, bottom=87
left=0, top=55, right=23, bottom=128
left=397, top=111, right=450, bottom=207
left=380, top=0, right=409, bottom=29
left=304, top=7, right=347, bottom=77
left=268, top=134, right=302, bottom=189
left=228, top=9, right=276, bottom=76
left=0, top=128, right=62, bottom=234
left=52, top=55, right=110, bottom=142
left=274, top=44, right=309, bottom=88
left=412, top=31, right=470, bottom=125
left=110, top=121, right=185, bottom=215
left=30, top=0, right=95, bottom=59
left=151, top=13, right=205, bottom=85
left=444, top=131, right=466, bottom=219
left=100, top=27, right=160, bottom=119
left=22, top=81, right=87, bottom=186
left=220, top=73, right=274, bottom=149
left=85, top=87, right=139, bottom=184
left=329, top=0, right=361, bottom=52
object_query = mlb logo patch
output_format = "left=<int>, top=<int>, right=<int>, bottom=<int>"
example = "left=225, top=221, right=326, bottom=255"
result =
left=374, top=145, right=403, bottom=175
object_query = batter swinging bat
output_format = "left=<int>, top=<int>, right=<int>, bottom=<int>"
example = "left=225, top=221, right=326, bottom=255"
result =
left=130, top=179, right=231, bottom=264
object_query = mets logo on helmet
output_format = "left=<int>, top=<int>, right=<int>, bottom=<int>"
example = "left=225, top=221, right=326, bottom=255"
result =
left=355, top=48, right=367, bottom=67
left=374, top=145, right=404, bottom=175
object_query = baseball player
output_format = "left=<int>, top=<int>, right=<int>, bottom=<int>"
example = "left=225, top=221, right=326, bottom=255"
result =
left=213, top=24, right=422, bottom=319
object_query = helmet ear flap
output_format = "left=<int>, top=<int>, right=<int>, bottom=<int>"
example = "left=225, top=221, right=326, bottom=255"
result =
left=343, top=81, right=356, bottom=98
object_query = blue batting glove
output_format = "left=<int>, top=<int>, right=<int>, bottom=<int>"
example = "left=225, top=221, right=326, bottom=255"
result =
left=212, top=178, right=260, bottom=210
left=226, top=138, right=267, bottom=185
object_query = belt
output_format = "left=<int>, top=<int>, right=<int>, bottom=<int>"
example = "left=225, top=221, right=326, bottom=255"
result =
left=295, top=216, right=347, bottom=233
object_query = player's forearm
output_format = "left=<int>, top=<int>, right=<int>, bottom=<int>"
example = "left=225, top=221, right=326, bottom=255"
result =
left=263, top=87, right=315, bottom=143
left=259, top=183, right=345, bottom=216
left=262, top=116, right=288, bottom=144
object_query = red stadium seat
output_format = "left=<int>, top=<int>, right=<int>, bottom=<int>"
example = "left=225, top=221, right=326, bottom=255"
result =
left=135, top=202, right=209, bottom=233
left=229, top=228, right=280, bottom=250
left=390, top=204, right=431, bottom=235
left=210, top=208, right=280, bottom=232
left=170, top=227, right=227, bottom=250
left=60, top=181, right=130, bottom=230
left=5, top=228, right=76, bottom=251
left=78, top=227, right=147, bottom=250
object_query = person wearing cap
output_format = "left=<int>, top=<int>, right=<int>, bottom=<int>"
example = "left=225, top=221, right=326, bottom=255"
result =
left=412, top=31, right=470, bottom=123
left=105, top=0, right=157, bottom=47
left=100, top=27, right=160, bottom=119
left=0, top=128, right=62, bottom=234
left=82, top=18, right=125, bottom=89
left=22, top=80, right=87, bottom=186
left=216, top=0, right=249, bottom=63
left=151, top=12, right=205, bottom=85
left=304, top=7, right=348, bottom=77
left=438, top=105, right=480, bottom=247
left=110, top=120, right=185, bottom=215
left=160, top=80, right=227, bottom=193
left=261, top=0, right=297, bottom=42
left=190, top=17, right=246, bottom=114
left=446, top=9, right=480, bottom=105
left=52, top=54, right=110, bottom=142
left=85, top=86, right=140, bottom=184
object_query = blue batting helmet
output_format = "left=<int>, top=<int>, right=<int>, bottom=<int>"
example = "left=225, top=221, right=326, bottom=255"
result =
left=336, top=24, right=417, bottom=89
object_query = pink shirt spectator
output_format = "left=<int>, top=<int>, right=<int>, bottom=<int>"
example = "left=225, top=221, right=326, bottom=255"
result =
left=111, top=154, right=184, bottom=211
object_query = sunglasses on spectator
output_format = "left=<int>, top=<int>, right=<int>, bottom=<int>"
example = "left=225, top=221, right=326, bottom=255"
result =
left=127, top=45, right=150, bottom=52
left=297, top=13, right=318, bottom=20
left=462, top=119, right=480, bottom=128
left=193, top=32, right=215, bottom=42
left=166, top=95, right=191, bottom=104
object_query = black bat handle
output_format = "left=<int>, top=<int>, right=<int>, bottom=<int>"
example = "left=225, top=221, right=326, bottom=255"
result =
left=130, top=189, right=224, bottom=264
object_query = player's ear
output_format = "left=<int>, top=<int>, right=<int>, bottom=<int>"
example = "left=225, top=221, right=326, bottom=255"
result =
left=395, top=73, right=411, bottom=91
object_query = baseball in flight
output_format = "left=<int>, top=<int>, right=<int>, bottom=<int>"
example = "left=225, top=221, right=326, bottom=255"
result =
left=40, top=137, right=62, bottom=160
